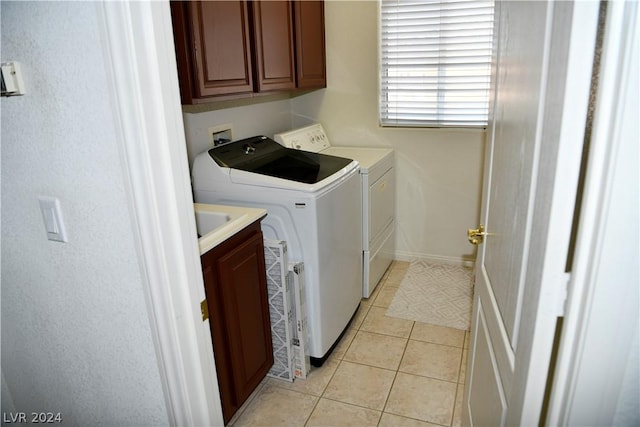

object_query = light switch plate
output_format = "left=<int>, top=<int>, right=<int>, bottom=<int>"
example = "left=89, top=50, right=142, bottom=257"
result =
left=38, top=196, right=68, bottom=242
left=1, top=61, right=25, bottom=96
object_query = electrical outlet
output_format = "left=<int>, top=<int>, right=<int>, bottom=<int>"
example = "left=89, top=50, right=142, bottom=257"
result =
left=208, top=123, right=234, bottom=147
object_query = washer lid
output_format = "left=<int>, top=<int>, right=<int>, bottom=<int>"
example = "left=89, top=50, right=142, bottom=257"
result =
left=209, top=135, right=354, bottom=184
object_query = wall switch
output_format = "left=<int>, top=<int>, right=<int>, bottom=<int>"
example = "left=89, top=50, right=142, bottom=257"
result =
left=1, top=61, right=26, bottom=96
left=38, top=196, right=68, bottom=242
left=208, top=123, right=234, bottom=147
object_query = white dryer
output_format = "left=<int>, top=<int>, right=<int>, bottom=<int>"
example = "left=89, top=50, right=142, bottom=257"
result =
left=275, top=124, right=395, bottom=298
left=191, top=136, right=362, bottom=366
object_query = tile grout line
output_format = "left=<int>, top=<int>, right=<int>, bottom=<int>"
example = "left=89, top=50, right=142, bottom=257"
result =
left=448, top=345, right=466, bottom=427
left=450, top=337, right=469, bottom=427
left=376, top=319, right=415, bottom=426
left=376, top=265, right=409, bottom=427
left=302, top=296, right=364, bottom=426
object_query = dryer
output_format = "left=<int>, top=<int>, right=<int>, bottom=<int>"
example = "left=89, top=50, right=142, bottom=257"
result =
left=275, top=124, right=395, bottom=298
left=191, top=136, right=362, bottom=366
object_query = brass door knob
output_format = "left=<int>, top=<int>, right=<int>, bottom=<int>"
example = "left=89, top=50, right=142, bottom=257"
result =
left=467, top=224, right=488, bottom=245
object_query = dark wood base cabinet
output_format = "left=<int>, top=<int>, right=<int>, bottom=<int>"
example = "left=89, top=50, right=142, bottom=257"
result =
left=200, top=220, right=273, bottom=424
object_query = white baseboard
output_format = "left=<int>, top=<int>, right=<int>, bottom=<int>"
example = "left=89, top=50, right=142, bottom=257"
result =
left=394, top=250, right=476, bottom=268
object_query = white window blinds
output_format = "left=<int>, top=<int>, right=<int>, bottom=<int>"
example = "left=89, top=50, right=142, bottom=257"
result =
left=380, top=0, right=494, bottom=128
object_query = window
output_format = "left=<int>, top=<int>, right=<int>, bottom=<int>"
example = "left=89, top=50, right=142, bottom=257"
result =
left=380, top=0, right=495, bottom=128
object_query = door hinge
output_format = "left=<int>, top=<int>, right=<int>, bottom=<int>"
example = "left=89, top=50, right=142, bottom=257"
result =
left=200, top=299, right=209, bottom=321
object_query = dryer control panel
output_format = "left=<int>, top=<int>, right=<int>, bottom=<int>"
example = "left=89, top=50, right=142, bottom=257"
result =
left=274, top=123, right=331, bottom=153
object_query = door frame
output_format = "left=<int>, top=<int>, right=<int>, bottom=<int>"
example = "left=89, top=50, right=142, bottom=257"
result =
left=545, top=1, right=639, bottom=424
left=97, top=2, right=223, bottom=426
left=504, top=1, right=602, bottom=422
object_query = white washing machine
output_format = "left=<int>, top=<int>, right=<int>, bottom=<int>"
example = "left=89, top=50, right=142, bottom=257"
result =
left=191, top=136, right=362, bottom=366
left=275, top=124, right=395, bottom=298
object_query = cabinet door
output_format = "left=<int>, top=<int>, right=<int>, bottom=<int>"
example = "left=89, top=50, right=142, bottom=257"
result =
left=294, top=0, right=326, bottom=89
left=251, top=1, right=296, bottom=92
left=201, top=262, right=236, bottom=422
left=216, top=230, right=273, bottom=408
left=189, top=1, right=253, bottom=97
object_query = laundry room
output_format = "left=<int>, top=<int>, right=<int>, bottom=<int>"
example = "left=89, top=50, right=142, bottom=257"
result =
left=179, top=1, right=485, bottom=267
left=0, top=1, right=486, bottom=424
left=4, top=0, right=635, bottom=425
left=177, top=2, right=486, bottom=423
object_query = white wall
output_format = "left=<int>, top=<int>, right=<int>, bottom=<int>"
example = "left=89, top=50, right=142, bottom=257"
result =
left=0, top=2, right=169, bottom=425
left=182, top=98, right=293, bottom=167
left=180, top=1, right=485, bottom=264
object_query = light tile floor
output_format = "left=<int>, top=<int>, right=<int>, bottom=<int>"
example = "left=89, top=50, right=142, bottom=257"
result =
left=229, top=261, right=470, bottom=427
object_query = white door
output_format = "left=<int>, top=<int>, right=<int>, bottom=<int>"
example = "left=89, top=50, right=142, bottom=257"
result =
left=464, top=1, right=599, bottom=425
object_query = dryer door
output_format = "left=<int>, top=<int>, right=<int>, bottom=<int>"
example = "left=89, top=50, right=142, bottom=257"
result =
left=369, top=167, right=395, bottom=244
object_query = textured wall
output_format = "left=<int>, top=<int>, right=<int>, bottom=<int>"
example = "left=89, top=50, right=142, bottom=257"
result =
left=0, top=2, right=169, bottom=425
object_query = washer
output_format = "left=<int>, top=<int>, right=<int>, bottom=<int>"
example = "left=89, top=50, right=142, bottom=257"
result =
left=191, top=135, right=362, bottom=366
left=275, top=124, right=395, bottom=298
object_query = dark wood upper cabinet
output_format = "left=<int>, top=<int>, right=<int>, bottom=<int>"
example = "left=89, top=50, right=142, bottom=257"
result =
left=170, top=0, right=326, bottom=104
left=171, top=1, right=253, bottom=102
left=252, top=1, right=296, bottom=92
left=294, top=0, right=326, bottom=89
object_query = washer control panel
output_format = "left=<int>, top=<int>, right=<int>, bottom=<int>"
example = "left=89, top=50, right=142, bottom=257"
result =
left=274, top=123, right=331, bottom=153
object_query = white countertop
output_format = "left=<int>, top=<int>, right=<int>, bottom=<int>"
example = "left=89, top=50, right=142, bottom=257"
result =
left=195, top=203, right=267, bottom=255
